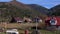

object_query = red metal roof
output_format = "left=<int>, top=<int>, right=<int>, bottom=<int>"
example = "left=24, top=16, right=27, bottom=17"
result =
left=55, top=17, right=60, bottom=26
left=45, top=16, right=60, bottom=26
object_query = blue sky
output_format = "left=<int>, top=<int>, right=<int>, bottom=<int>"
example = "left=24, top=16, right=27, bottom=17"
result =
left=0, top=0, right=60, bottom=9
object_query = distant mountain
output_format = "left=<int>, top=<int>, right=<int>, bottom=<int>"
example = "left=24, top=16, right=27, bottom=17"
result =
left=9, top=1, right=49, bottom=15
left=0, top=1, right=47, bottom=21
left=50, top=5, right=60, bottom=16
left=9, top=1, right=31, bottom=9
left=27, top=4, right=50, bottom=15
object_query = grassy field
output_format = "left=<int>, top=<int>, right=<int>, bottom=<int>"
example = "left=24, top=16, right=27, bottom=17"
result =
left=40, top=30, right=60, bottom=34
left=0, top=22, right=60, bottom=34
left=18, top=30, right=60, bottom=34
left=0, top=30, right=60, bottom=34
left=1, top=30, right=60, bottom=34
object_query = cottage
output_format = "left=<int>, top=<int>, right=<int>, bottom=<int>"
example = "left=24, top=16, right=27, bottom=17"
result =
left=10, top=17, right=17, bottom=23
left=45, top=16, right=60, bottom=30
left=23, top=17, right=32, bottom=23
left=15, top=17, right=23, bottom=23
left=33, top=17, right=43, bottom=23
left=45, top=16, right=51, bottom=26
left=38, top=19, right=42, bottom=23
left=10, top=17, right=23, bottom=23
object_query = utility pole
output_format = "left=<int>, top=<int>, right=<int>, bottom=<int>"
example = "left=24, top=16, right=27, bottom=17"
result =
left=31, top=17, right=40, bottom=34
left=36, top=18, right=38, bottom=31
left=35, top=17, right=39, bottom=34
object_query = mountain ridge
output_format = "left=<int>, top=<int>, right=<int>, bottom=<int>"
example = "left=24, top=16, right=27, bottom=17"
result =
left=0, top=1, right=47, bottom=18
left=50, top=4, right=60, bottom=16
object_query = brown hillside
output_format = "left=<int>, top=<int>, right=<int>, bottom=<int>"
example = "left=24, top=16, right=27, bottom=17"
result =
left=9, top=0, right=31, bottom=10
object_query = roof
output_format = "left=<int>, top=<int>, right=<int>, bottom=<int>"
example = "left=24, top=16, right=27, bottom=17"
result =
left=55, top=17, right=60, bottom=26
left=45, top=16, right=60, bottom=26
left=15, top=17, right=23, bottom=21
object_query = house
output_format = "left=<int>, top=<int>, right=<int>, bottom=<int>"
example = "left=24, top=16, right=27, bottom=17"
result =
left=10, top=17, right=17, bottom=23
left=45, top=16, right=60, bottom=30
left=45, top=17, right=51, bottom=26
left=55, top=16, right=60, bottom=26
left=15, top=17, right=23, bottom=23
left=23, top=17, right=32, bottom=23
left=38, top=19, right=42, bottom=23
left=33, top=17, right=43, bottom=23
left=10, top=17, right=23, bottom=23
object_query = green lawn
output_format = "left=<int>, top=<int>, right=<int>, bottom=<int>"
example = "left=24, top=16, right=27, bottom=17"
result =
left=0, top=23, right=60, bottom=34
left=40, top=30, right=60, bottom=34
left=0, top=30, right=60, bottom=34
left=18, top=29, right=60, bottom=34
left=0, top=32, right=5, bottom=34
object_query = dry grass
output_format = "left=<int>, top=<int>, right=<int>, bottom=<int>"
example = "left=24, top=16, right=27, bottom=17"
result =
left=0, top=22, right=39, bottom=28
left=0, top=22, right=60, bottom=34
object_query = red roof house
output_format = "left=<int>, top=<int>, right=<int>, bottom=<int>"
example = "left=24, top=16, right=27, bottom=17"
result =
left=55, top=17, right=60, bottom=26
left=45, top=16, right=60, bottom=26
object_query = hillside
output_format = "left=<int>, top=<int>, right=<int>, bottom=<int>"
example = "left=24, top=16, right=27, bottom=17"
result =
left=0, top=1, right=47, bottom=21
left=27, top=4, right=49, bottom=15
left=50, top=5, right=60, bottom=16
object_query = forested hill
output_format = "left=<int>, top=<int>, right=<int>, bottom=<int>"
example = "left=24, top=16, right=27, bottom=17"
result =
left=50, top=5, right=60, bottom=16
left=0, top=1, right=47, bottom=19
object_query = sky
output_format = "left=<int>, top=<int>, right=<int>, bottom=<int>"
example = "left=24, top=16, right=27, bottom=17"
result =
left=0, top=0, right=60, bottom=9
